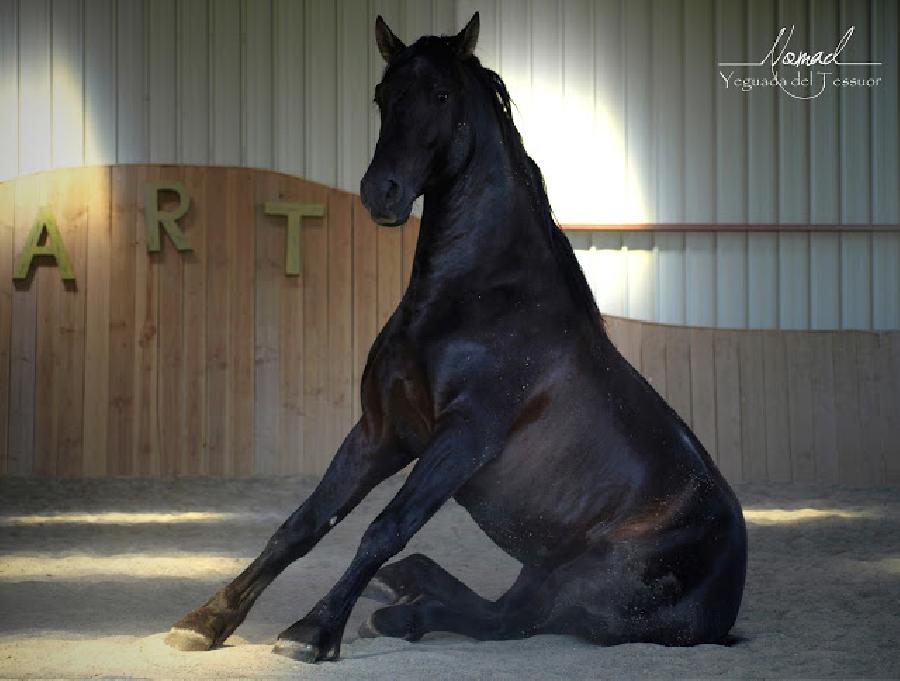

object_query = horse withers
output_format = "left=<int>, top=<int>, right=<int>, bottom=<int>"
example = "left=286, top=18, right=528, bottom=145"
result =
left=164, top=13, right=747, bottom=663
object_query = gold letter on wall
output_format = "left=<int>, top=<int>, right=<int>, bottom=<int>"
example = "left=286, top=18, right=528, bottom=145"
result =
left=264, top=202, right=326, bottom=276
left=145, top=180, right=193, bottom=252
left=13, top=206, right=75, bottom=281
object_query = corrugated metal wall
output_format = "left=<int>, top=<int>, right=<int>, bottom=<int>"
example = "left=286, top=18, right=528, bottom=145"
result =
left=0, top=0, right=898, bottom=328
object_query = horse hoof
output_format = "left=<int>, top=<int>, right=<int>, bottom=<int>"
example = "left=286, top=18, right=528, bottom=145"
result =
left=164, top=627, right=215, bottom=652
left=272, top=638, right=320, bottom=663
left=361, top=576, right=398, bottom=604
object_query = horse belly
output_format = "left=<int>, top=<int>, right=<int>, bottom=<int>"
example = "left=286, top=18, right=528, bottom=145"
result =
left=454, top=414, right=621, bottom=566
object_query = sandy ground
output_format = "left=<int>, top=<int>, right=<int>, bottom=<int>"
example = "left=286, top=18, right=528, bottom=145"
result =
left=1, top=475, right=898, bottom=679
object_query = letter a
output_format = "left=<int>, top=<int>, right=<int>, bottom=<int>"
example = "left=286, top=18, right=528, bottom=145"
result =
left=13, top=206, right=75, bottom=281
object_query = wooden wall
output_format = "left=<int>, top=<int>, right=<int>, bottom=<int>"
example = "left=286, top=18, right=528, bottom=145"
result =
left=605, top=316, right=900, bottom=487
left=1, top=165, right=898, bottom=484
left=0, top=165, right=419, bottom=477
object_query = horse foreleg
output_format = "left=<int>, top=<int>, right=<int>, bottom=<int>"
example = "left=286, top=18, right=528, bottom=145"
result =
left=164, top=421, right=411, bottom=652
left=271, top=417, right=496, bottom=662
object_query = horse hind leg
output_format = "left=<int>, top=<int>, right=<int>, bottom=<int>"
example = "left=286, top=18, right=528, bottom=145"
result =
left=360, top=559, right=545, bottom=641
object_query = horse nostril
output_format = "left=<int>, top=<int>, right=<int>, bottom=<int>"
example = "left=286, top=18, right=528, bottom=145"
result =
left=385, top=179, right=400, bottom=203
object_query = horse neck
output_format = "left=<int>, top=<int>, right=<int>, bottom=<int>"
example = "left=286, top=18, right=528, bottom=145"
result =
left=414, top=125, right=551, bottom=286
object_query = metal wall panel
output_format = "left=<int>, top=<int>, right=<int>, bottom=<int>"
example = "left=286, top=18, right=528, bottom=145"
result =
left=0, top=0, right=897, bottom=328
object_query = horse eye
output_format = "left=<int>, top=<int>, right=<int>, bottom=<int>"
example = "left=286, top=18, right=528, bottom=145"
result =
left=436, top=91, right=449, bottom=104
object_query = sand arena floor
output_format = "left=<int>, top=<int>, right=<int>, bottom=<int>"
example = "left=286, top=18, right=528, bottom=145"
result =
left=1, top=475, right=898, bottom=679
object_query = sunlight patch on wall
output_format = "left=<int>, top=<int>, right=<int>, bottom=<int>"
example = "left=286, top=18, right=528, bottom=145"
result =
left=509, top=77, right=648, bottom=225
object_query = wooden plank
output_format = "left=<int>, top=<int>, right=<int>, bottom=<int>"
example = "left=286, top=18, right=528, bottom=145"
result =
left=107, top=166, right=136, bottom=475
left=205, top=167, right=232, bottom=475
left=253, top=169, right=282, bottom=475
left=664, top=325, right=692, bottom=425
left=327, top=189, right=354, bottom=457
left=833, top=333, right=865, bottom=485
left=301, top=180, right=330, bottom=473
left=689, top=327, right=717, bottom=464
left=713, top=330, right=742, bottom=484
left=33, top=175, right=59, bottom=477
left=808, top=333, right=840, bottom=483
left=0, top=180, right=14, bottom=472
left=278, top=173, right=304, bottom=473
left=786, top=333, right=815, bottom=482
left=227, top=169, right=255, bottom=475
left=762, top=331, right=791, bottom=482
left=105, top=166, right=138, bottom=475
left=856, top=333, right=884, bottom=485
left=8, top=175, right=41, bottom=475
left=133, top=167, right=159, bottom=476
left=52, top=169, right=88, bottom=477
left=738, top=332, right=766, bottom=482
left=182, top=165, right=208, bottom=473
left=157, top=167, right=185, bottom=477
left=808, top=333, right=838, bottom=483
left=640, top=324, right=667, bottom=398
left=617, top=318, right=643, bottom=373
left=882, top=333, right=900, bottom=485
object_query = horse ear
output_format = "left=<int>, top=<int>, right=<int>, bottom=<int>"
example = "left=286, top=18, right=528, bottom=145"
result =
left=375, top=15, right=405, bottom=63
left=454, top=12, right=480, bottom=57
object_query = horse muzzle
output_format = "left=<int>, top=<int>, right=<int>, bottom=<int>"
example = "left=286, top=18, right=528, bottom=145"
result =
left=360, top=173, right=413, bottom=227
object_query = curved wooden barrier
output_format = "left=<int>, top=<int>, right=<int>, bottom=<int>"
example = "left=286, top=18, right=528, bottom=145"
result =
left=0, top=165, right=897, bottom=485
left=604, top=316, right=900, bottom=487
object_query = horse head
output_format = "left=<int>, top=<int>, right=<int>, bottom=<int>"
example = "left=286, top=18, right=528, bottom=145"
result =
left=360, top=13, right=480, bottom=226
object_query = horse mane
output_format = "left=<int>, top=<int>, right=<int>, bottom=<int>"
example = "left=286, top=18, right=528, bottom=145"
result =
left=457, top=52, right=606, bottom=335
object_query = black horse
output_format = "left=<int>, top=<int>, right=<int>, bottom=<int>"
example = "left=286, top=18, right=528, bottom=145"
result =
left=165, top=14, right=747, bottom=663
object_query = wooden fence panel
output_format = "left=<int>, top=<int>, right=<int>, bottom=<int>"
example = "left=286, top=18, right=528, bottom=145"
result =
left=1, top=166, right=899, bottom=485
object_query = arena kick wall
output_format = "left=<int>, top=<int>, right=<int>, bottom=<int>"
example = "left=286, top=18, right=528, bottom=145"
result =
left=0, top=165, right=898, bottom=484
